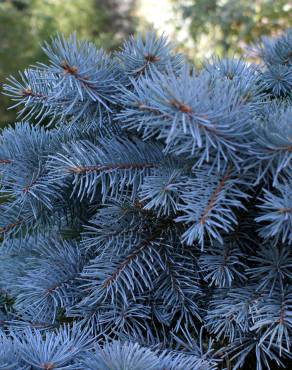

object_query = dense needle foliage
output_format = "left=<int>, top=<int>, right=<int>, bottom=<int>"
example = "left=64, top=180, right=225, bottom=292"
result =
left=0, top=29, right=291, bottom=369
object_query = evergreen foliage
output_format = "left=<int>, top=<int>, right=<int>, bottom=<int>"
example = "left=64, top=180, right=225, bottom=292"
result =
left=0, top=29, right=291, bottom=369
left=0, top=0, right=137, bottom=126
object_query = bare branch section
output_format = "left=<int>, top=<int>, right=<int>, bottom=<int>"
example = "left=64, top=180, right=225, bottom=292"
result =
left=199, top=167, right=231, bottom=225
left=67, top=163, right=158, bottom=174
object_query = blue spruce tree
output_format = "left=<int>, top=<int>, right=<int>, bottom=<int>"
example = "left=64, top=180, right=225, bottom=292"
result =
left=0, top=30, right=291, bottom=369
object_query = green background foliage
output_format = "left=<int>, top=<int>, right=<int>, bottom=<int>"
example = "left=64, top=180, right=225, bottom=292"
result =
left=172, top=0, right=292, bottom=57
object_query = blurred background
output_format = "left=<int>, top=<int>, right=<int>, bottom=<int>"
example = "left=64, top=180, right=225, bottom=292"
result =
left=0, top=0, right=291, bottom=126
